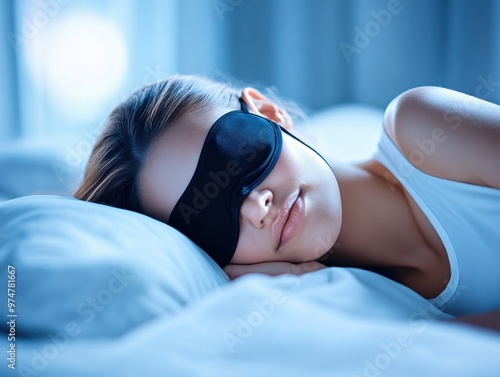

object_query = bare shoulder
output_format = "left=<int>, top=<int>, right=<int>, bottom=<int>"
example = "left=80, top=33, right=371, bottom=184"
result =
left=383, top=86, right=500, bottom=188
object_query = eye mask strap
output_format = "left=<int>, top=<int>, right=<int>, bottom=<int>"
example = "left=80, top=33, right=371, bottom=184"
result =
left=239, top=97, right=250, bottom=113
left=279, top=126, right=334, bottom=174
left=239, top=96, right=333, bottom=174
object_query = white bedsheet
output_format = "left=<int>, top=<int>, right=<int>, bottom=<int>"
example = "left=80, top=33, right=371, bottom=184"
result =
left=9, top=270, right=500, bottom=377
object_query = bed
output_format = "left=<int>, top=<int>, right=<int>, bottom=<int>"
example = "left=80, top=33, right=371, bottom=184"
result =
left=1, top=105, right=499, bottom=377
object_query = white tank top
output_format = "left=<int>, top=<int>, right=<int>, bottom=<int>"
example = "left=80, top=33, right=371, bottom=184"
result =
left=374, top=128, right=500, bottom=316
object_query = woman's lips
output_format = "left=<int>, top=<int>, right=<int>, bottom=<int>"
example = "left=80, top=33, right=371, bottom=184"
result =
left=273, top=191, right=305, bottom=249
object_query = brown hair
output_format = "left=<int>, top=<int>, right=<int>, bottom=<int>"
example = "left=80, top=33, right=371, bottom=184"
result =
left=74, top=74, right=241, bottom=212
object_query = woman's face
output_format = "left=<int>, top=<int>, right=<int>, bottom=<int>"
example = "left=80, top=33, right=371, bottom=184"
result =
left=139, top=105, right=342, bottom=265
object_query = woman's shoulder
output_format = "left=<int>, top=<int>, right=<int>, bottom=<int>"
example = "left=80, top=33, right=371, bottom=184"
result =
left=383, top=86, right=500, bottom=189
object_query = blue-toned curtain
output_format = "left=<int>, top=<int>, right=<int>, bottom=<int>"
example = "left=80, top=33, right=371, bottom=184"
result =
left=0, top=0, right=20, bottom=140
left=1, top=0, right=499, bottom=141
left=219, top=0, right=500, bottom=110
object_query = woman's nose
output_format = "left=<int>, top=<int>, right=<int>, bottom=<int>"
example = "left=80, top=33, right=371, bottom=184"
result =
left=240, top=189, right=273, bottom=228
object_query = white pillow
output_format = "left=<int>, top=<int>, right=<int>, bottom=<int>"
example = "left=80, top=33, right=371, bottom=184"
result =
left=298, top=103, right=384, bottom=163
left=0, top=139, right=84, bottom=201
left=0, top=195, right=228, bottom=338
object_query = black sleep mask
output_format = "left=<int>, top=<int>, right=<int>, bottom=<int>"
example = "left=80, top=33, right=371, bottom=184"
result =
left=168, top=99, right=332, bottom=267
left=167, top=99, right=283, bottom=267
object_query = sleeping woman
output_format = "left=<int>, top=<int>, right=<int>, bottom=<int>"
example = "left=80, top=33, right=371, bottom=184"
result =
left=74, top=74, right=500, bottom=319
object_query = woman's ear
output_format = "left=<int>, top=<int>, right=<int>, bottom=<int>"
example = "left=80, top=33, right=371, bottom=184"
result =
left=241, top=87, right=294, bottom=131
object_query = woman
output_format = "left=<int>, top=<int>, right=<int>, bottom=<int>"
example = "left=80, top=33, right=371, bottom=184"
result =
left=75, top=74, right=500, bottom=318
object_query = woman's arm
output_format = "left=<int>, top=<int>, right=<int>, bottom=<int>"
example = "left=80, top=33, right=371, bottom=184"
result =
left=384, top=86, right=500, bottom=188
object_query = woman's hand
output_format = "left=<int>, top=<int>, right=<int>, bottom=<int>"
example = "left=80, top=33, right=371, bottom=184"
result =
left=223, top=261, right=327, bottom=280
